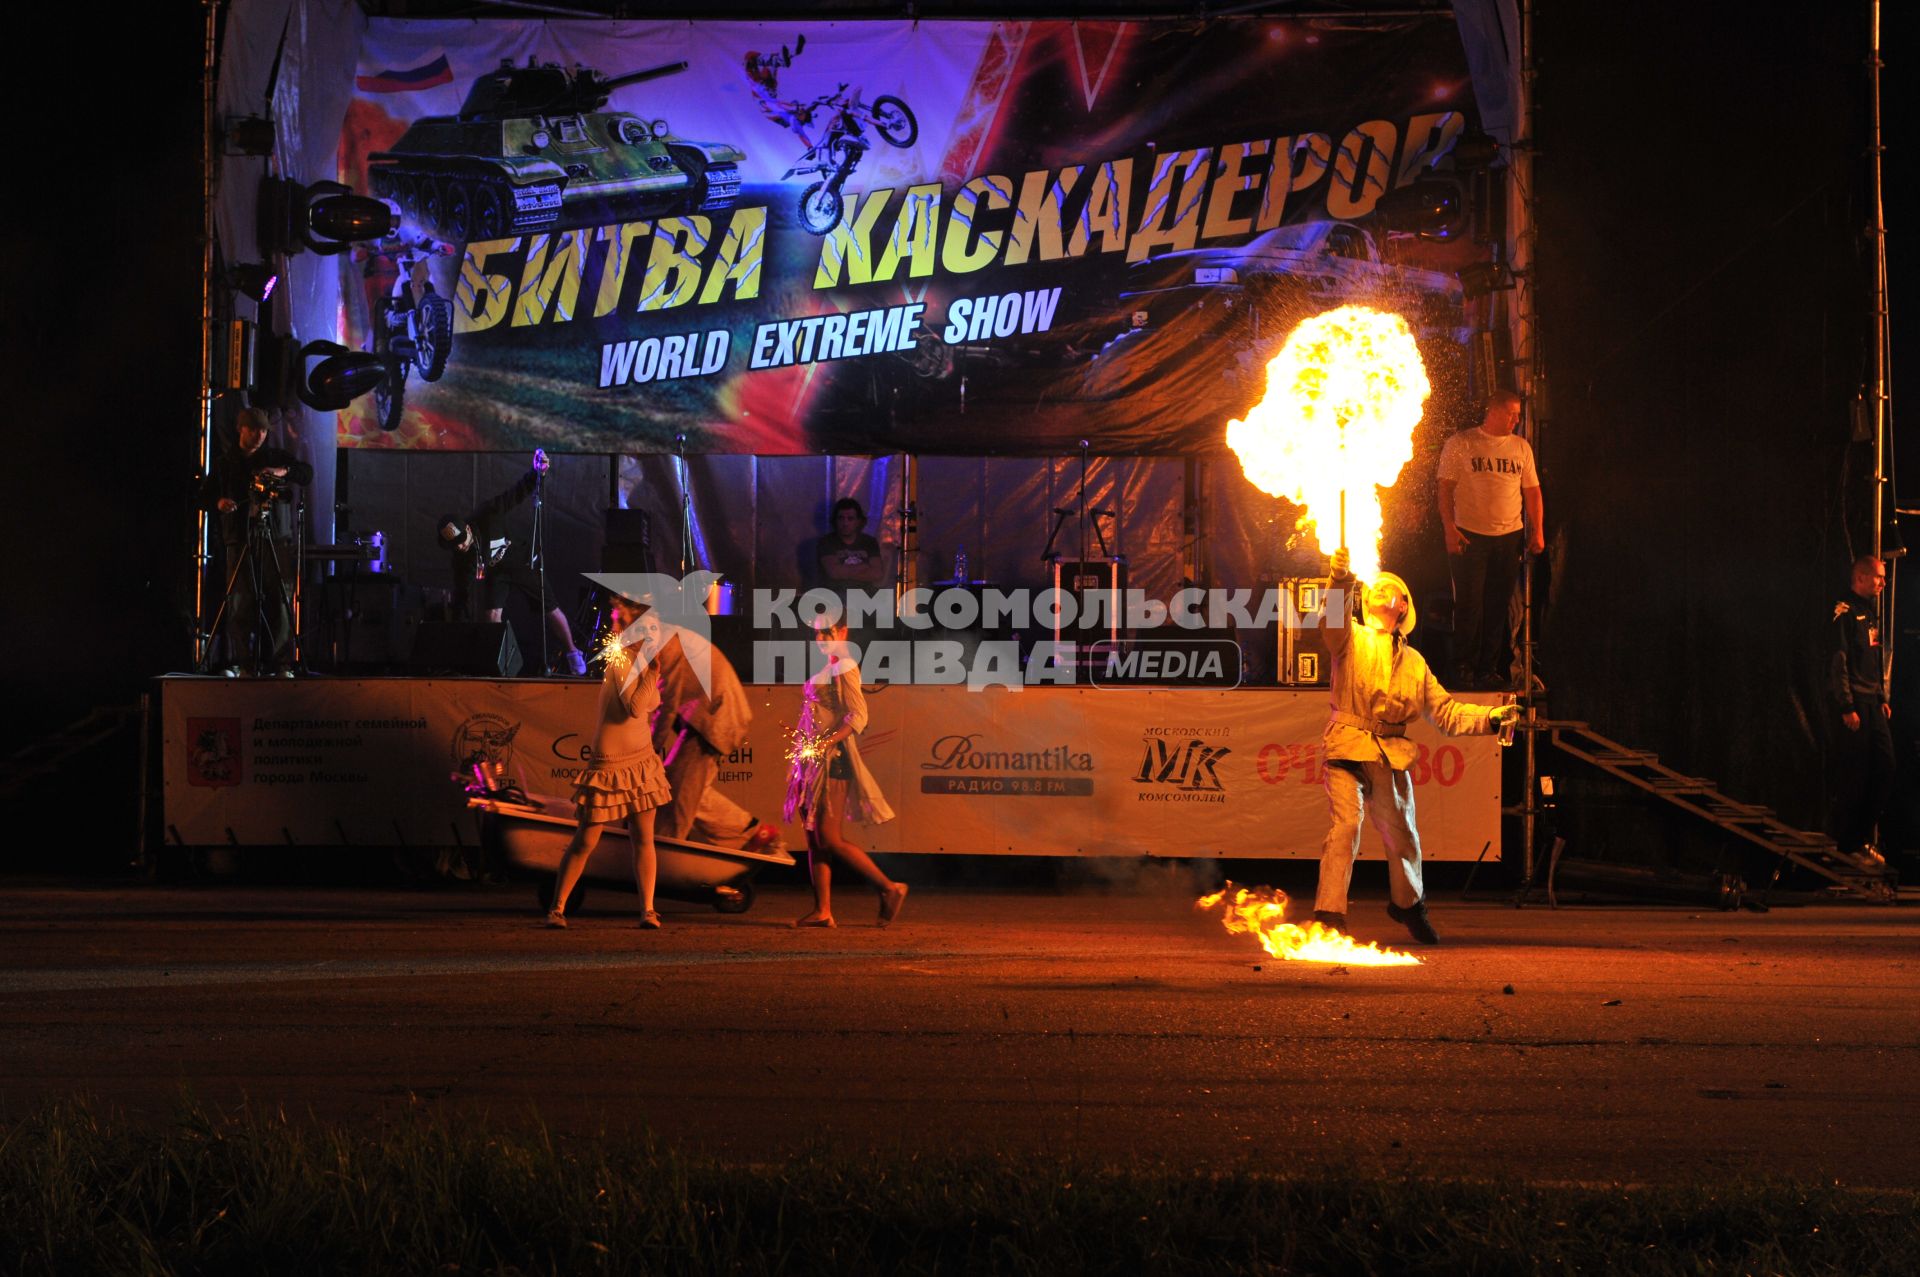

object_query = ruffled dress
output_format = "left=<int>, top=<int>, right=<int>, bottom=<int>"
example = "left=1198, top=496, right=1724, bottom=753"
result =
left=572, top=641, right=674, bottom=824
left=783, top=658, right=895, bottom=830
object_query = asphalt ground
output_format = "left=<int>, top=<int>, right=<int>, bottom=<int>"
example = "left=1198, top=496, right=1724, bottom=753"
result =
left=2, top=879, right=1916, bottom=1188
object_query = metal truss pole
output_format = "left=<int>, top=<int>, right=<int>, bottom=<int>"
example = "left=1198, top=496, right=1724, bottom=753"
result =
left=897, top=452, right=920, bottom=603
left=1517, top=0, right=1542, bottom=888
left=195, top=0, right=221, bottom=669
left=1867, top=1, right=1895, bottom=690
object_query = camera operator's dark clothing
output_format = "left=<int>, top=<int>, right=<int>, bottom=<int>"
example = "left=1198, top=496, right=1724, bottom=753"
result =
left=450, top=467, right=541, bottom=619
left=198, top=446, right=314, bottom=543
left=197, top=445, right=312, bottom=671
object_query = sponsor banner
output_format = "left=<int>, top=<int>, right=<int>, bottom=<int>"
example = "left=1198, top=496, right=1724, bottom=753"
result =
left=883, top=686, right=1497, bottom=856
left=334, top=16, right=1488, bottom=454
left=162, top=680, right=1497, bottom=857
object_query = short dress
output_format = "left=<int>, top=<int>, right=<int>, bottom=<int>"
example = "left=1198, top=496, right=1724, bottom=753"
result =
left=572, top=641, right=674, bottom=824
left=783, top=658, right=896, bottom=831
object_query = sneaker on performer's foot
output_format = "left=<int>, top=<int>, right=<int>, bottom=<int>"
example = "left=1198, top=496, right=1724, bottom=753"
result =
left=1310, top=910, right=1347, bottom=933
left=1387, top=900, right=1441, bottom=945
left=543, top=909, right=568, bottom=929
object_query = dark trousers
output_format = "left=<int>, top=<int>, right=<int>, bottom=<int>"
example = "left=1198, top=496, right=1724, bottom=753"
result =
left=660, top=732, right=718, bottom=841
left=1449, top=528, right=1523, bottom=682
left=1832, top=696, right=1896, bottom=854
left=221, top=534, right=293, bottom=670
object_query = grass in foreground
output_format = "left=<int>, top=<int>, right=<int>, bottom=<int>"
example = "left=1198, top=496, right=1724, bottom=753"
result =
left=2, top=1100, right=1913, bottom=1275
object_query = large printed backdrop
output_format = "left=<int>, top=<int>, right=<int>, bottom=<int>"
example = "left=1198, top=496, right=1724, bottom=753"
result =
left=338, top=17, right=1491, bottom=454
left=163, top=680, right=1499, bottom=859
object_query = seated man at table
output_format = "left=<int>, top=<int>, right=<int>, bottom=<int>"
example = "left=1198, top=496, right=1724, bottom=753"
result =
left=815, top=497, right=888, bottom=589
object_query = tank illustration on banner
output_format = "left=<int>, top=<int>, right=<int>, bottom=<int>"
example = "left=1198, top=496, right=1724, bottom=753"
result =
left=366, top=57, right=746, bottom=239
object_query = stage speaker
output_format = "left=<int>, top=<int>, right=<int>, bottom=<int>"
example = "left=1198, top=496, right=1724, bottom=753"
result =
left=317, top=578, right=421, bottom=671
left=1276, top=576, right=1334, bottom=686
left=1471, top=327, right=1515, bottom=403
left=603, top=507, right=653, bottom=573
left=410, top=620, right=524, bottom=676
left=1051, top=558, right=1126, bottom=649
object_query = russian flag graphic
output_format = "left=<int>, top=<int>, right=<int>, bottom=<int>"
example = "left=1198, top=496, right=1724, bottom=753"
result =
left=356, top=53, right=453, bottom=93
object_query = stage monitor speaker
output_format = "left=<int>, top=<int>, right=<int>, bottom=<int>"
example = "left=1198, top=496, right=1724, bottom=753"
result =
left=410, top=621, right=524, bottom=677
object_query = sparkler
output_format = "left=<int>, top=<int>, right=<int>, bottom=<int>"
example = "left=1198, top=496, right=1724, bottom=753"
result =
left=598, top=623, right=645, bottom=675
left=783, top=721, right=833, bottom=767
left=1197, top=882, right=1422, bottom=967
left=1226, top=305, right=1430, bottom=582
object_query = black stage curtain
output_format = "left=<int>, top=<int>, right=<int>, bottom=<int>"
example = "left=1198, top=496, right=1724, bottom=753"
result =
left=1535, top=2, right=1913, bottom=873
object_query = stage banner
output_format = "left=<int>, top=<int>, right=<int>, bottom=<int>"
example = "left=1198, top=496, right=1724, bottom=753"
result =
left=162, top=679, right=1497, bottom=858
left=334, top=16, right=1490, bottom=454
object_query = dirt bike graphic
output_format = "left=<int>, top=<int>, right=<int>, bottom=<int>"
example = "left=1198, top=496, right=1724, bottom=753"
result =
left=361, top=235, right=456, bottom=432
left=779, top=85, right=918, bottom=235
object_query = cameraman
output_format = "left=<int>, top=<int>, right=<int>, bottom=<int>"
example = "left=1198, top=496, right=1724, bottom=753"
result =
left=198, top=407, right=312, bottom=675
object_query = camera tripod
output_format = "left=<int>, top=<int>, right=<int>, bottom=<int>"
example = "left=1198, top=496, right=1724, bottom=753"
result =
left=197, top=491, right=305, bottom=675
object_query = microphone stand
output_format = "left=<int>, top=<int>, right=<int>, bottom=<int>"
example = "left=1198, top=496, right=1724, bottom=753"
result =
left=676, top=433, right=693, bottom=577
left=532, top=455, right=549, bottom=676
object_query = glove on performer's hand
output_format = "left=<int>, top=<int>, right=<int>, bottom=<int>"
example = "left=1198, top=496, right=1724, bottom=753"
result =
left=1330, top=546, right=1352, bottom=580
left=1489, top=704, right=1520, bottom=729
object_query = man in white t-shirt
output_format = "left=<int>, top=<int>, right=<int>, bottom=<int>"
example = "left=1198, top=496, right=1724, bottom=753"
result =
left=1436, top=390, right=1544, bottom=689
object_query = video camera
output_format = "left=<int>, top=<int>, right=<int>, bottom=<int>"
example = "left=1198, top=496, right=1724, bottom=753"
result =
left=248, top=468, right=295, bottom=520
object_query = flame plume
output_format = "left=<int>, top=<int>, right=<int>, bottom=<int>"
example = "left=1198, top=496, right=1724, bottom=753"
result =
left=1197, top=882, right=1422, bottom=967
left=1226, top=305, right=1430, bottom=582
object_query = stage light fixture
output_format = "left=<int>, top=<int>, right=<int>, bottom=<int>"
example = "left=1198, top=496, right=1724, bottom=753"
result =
left=1884, top=515, right=1908, bottom=559
left=1452, top=129, right=1500, bottom=171
left=226, top=262, right=279, bottom=303
left=223, top=115, right=276, bottom=157
left=1374, top=180, right=1466, bottom=240
left=294, top=339, right=388, bottom=411
left=1459, top=261, right=1515, bottom=299
left=259, top=177, right=396, bottom=257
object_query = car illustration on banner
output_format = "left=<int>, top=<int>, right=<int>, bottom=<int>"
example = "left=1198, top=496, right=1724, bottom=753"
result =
left=1118, top=219, right=1468, bottom=341
left=1082, top=218, right=1471, bottom=401
left=366, top=57, right=746, bottom=239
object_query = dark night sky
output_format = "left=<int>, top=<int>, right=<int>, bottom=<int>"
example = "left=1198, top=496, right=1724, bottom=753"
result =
left=1, top=4, right=1910, bottom=866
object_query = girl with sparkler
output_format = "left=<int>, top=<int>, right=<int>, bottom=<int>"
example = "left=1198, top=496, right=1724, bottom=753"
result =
left=545, top=595, right=674, bottom=930
left=784, top=617, right=907, bottom=928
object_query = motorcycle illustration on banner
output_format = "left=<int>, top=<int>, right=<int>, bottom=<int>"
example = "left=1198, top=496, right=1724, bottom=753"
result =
left=749, top=34, right=920, bottom=234
left=785, top=85, right=918, bottom=234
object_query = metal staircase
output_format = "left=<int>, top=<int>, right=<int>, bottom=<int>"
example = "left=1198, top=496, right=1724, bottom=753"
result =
left=1537, top=718, right=1898, bottom=902
left=0, top=704, right=140, bottom=801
